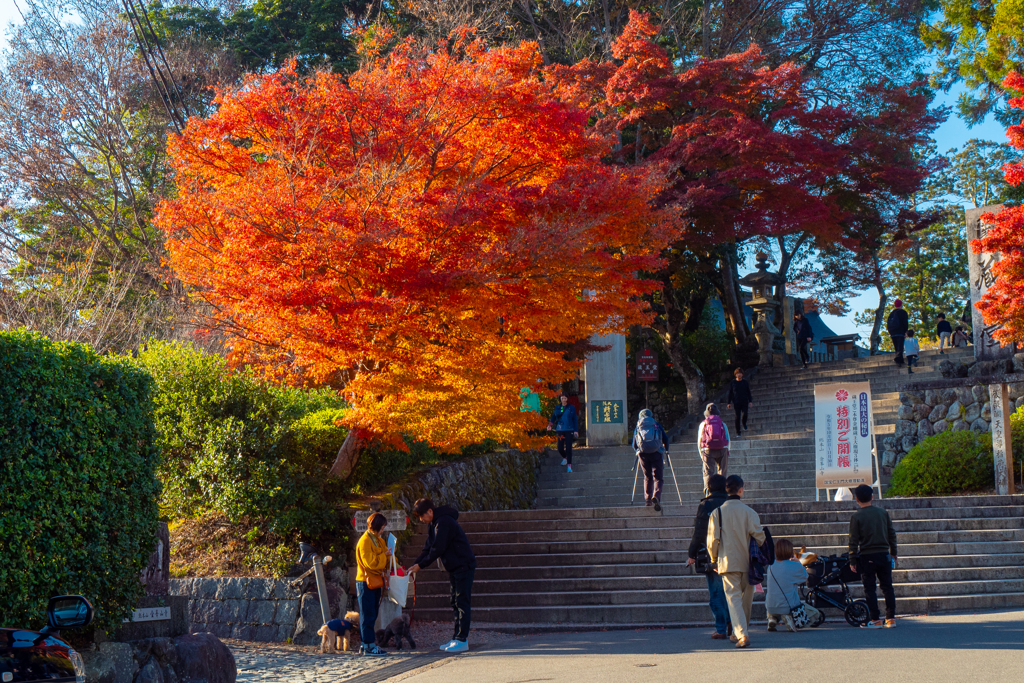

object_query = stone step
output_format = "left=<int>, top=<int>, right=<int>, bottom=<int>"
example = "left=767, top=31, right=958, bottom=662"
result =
left=412, top=578, right=1024, bottom=611
left=424, top=515, right=1024, bottom=542
left=412, top=564, right=1024, bottom=596
left=408, top=553, right=1024, bottom=583
left=409, top=591, right=1024, bottom=624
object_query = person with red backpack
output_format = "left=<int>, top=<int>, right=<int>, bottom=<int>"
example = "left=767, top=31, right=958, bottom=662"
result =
left=698, top=403, right=730, bottom=497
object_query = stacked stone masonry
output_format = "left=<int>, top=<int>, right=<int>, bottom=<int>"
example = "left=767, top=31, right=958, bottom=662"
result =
left=168, top=575, right=348, bottom=646
left=888, top=352, right=1024, bottom=467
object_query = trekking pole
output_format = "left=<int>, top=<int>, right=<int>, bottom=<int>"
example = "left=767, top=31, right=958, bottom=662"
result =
left=630, top=452, right=641, bottom=504
left=665, top=450, right=684, bottom=505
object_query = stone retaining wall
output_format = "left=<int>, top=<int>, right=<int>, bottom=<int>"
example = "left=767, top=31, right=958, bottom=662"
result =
left=371, top=447, right=545, bottom=514
left=890, top=378, right=1024, bottom=467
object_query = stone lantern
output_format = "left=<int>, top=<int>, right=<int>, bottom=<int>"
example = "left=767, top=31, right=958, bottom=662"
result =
left=739, top=252, right=786, bottom=367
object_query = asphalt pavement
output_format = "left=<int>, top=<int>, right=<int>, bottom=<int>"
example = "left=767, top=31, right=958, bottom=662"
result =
left=392, top=609, right=1024, bottom=683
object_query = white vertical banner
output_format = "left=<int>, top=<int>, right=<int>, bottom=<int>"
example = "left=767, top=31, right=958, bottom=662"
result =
left=814, top=382, right=875, bottom=490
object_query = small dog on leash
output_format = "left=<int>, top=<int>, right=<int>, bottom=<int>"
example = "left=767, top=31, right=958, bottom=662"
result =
left=317, top=612, right=361, bottom=653
left=376, top=613, right=416, bottom=650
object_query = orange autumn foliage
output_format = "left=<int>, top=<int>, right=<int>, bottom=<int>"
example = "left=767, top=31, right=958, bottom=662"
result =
left=158, top=34, right=677, bottom=452
left=973, top=71, right=1024, bottom=345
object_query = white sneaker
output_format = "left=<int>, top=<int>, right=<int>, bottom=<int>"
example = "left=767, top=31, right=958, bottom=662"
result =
left=445, top=640, right=469, bottom=653
left=560, top=458, right=567, bottom=466
left=439, top=640, right=457, bottom=651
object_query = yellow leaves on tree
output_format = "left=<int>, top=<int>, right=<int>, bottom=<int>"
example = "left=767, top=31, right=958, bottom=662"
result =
left=157, top=33, right=677, bottom=452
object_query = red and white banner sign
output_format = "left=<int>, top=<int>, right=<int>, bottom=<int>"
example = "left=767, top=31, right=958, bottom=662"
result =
left=814, top=382, right=874, bottom=489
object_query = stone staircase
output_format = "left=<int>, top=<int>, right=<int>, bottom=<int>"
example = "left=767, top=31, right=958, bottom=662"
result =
left=535, top=347, right=975, bottom=508
left=406, top=495, right=1024, bottom=627
left=405, top=348, right=1024, bottom=628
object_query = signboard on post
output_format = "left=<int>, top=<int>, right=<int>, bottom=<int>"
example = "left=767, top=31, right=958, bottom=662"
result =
left=636, top=349, right=659, bottom=382
left=966, top=205, right=1014, bottom=359
left=353, top=509, right=409, bottom=533
left=813, top=382, right=878, bottom=495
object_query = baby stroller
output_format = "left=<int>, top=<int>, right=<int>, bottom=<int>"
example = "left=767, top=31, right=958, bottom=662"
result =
left=800, top=553, right=871, bottom=627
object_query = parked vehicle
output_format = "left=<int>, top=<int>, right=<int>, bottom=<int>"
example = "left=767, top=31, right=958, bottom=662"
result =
left=1, top=596, right=92, bottom=682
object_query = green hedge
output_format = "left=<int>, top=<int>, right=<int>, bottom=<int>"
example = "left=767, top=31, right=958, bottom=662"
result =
left=0, top=331, right=160, bottom=633
left=888, top=429, right=994, bottom=496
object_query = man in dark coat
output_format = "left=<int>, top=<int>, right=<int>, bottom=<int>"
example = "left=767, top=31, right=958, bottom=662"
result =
left=793, top=312, right=814, bottom=369
left=886, top=299, right=910, bottom=366
left=726, top=368, right=753, bottom=435
left=687, top=474, right=731, bottom=639
left=408, top=499, right=477, bottom=653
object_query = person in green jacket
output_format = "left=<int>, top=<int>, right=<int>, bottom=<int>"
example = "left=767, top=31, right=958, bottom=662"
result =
left=848, top=484, right=898, bottom=629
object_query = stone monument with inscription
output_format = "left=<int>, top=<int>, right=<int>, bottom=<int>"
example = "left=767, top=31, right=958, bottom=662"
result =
left=583, top=333, right=628, bottom=446
left=966, top=205, right=1015, bottom=359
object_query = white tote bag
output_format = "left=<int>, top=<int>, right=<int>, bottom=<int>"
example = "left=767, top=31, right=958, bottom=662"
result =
left=388, top=554, right=410, bottom=608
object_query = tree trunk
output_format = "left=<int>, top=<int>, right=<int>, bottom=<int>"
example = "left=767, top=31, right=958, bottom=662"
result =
left=328, top=430, right=364, bottom=479
left=662, top=338, right=707, bottom=416
left=773, top=232, right=810, bottom=327
left=719, top=245, right=749, bottom=345
left=869, top=257, right=887, bottom=355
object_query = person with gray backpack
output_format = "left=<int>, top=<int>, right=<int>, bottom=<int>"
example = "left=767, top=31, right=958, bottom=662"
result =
left=633, top=409, right=669, bottom=511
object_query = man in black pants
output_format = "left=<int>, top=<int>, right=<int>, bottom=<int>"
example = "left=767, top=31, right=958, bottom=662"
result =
left=793, top=312, right=814, bottom=368
left=726, top=368, right=753, bottom=435
left=886, top=299, right=909, bottom=366
left=408, top=498, right=477, bottom=652
left=848, top=484, right=897, bottom=629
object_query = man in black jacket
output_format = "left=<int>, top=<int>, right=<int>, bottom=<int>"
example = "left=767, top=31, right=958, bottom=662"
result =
left=408, top=499, right=477, bottom=652
left=793, top=312, right=813, bottom=369
left=726, top=368, right=753, bottom=435
left=686, top=474, right=731, bottom=639
left=886, top=299, right=910, bottom=366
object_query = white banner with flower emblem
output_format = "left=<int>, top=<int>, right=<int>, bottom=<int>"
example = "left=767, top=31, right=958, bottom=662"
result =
left=814, top=382, right=875, bottom=491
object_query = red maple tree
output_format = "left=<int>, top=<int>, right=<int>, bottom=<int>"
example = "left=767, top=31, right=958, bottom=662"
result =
left=157, top=33, right=677, bottom=452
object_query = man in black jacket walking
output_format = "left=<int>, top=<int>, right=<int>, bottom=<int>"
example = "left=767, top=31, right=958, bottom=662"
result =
left=408, top=499, right=477, bottom=652
left=726, top=368, right=753, bottom=436
left=686, top=474, right=731, bottom=639
left=887, top=299, right=910, bottom=366
left=793, top=312, right=814, bottom=368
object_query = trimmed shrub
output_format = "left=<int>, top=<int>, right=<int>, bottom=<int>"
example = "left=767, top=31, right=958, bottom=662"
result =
left=135, top=340, right=347, bottom=538
left=0, top=331, right=160, bottom=632
left=888, top=429, right=993, bottom=496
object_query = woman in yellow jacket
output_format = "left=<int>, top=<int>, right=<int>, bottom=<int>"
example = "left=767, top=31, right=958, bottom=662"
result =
left=356, top=512, right=391, bottom=656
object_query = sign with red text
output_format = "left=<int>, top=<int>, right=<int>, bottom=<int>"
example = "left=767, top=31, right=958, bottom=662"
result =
left=814, top=382, right=874, bottom=489
left=636, top=349, right=659, bottom=382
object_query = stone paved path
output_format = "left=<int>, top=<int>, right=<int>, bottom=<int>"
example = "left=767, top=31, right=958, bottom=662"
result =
left=231, top=640, right=416, bottom=682
left=228, top=621, right=519, bottom=682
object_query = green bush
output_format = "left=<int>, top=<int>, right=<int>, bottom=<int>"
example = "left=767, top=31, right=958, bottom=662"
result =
left=135, top=340, right=347, bottom=537
left=1009, top=405, right=1024, bottom=479
left=0, top=330, right=160, bottom=633
left=888, top=429, right=994, bottom=496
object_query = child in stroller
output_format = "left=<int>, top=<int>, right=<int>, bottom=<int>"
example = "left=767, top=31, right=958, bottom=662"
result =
left=800, top=552, right=871, bottom=627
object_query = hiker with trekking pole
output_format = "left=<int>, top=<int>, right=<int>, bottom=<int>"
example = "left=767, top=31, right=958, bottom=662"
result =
left=631, top=409, right=682, bottom=510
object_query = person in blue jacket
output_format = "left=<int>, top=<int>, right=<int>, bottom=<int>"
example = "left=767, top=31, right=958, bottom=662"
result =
left=547, top=394, right=579, bottom=472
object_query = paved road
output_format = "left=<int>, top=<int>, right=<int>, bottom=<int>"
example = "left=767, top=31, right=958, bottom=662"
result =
left=394, top=610, right=1024, bottom=683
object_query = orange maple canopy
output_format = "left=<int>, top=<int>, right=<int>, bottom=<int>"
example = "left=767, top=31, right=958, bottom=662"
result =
left=157, top=35, right=678, bottom=452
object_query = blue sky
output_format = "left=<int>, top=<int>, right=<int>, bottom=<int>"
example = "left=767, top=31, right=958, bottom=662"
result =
left=0, top=2, right=1010, bottom=338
